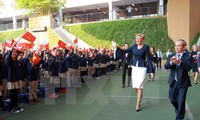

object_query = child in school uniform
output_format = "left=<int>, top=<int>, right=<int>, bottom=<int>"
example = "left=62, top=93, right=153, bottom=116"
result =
left=27, top=54, right=40, bottom=104
left=6, top=48, right=24, bottom=113
left=49, top=55, right=59, bottom=98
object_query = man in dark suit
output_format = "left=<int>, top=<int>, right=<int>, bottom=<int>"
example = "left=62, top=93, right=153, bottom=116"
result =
left=164, top=39, right=192, bottom=120
left=121, top=43, right=133, bottom=88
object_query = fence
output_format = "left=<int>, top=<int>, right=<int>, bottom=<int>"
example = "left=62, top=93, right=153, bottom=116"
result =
left=0, top=21, right=29, bottom=31
left=0, top=5, right=166, bottom=31
left=64, top=5, right=166, bottom=24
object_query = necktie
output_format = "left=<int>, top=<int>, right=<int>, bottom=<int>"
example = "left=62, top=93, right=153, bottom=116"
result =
left=175, top=54, right=181, bottom=81
left=176, top=54, right=181, bottom=60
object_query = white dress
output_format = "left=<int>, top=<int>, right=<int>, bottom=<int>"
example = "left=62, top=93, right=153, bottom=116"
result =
left=131, top=62, right=147, bottom=89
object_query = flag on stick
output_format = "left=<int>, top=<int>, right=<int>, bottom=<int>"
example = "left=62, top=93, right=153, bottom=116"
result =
left=5, top=39, right=15, bottom=48
left=21, top=31, right=36, bottom=43
left=58, top=40, right=66, bottom=49
left=33, top=53, right=41, bottom=65
left=26, top=43, right=34, bottom=49
left=74, top=38, right=78, bottom=44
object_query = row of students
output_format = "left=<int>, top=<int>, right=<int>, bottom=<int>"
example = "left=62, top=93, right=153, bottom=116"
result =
left=0, top=46, right=122, bottom=113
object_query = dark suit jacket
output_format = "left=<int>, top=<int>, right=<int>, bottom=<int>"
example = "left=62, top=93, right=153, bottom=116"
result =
left=121, top=52, right=133, bottom=68
left=164, top=53, right=192, bottom=87
left=6, top=51, right=23, bottom=82
left=115, top=44, right=153, bottom=73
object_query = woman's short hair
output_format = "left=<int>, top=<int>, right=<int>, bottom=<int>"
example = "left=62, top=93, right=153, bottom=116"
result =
left=136, top=33, right=144, bottom=40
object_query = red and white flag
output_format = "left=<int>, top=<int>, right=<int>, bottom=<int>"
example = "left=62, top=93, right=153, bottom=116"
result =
left=21, top=31, right=36, bottom=43
left=5, top=39, right=15, bottom=48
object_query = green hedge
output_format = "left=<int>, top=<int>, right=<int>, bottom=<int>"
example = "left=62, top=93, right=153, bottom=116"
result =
left=190, top=32, right=200, bottom=47
left=0, top=29, right=25, bottom=42
left=65, top=17, right=175, bottom=58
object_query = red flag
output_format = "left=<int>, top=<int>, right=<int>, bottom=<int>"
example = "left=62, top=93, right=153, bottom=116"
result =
left=39, top=43, right=50, bottom=51
left=17, top=42, right=26, bottom=48
left=69, top=45, right=74, bottom=50
left=21, top=31, right=36, bottom=43
left=66, top=45, right=74, bottom=51
left=33, top=53, right=41, bottom=65
left=58, top=40, right=66, bottom=49
left=15, top=47, right=24, bottom=53
left=10, top=39, right=15, bottom=47
left=65, top=45, right=69, bottom=50
left=26, top=43, right=34, bottom=49
left=5, top=39, right=15, bottom=48
left=74, top=38, right=78, bottom=44
left=44, top=43, right=50, bottom=51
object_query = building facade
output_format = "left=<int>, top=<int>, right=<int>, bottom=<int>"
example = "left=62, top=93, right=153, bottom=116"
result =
left=0, top=0, right=167, bottom=31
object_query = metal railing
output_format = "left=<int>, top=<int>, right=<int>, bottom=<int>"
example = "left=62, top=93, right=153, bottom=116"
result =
left=64, top=5, right=166, bottom=24
left=0, top=5, right=167, bottom=31
left=0, top=21, right=29, bottom=31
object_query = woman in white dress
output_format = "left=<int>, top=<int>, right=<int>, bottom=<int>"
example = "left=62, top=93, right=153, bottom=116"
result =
left=112, top=33, right=153, bottom=112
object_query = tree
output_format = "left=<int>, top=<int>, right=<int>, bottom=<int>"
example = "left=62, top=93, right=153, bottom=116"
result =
left=15, top=0, right=66, bottom=16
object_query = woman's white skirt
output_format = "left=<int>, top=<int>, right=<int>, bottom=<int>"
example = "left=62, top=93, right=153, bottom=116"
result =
left=131, top=66, right=147, bottom=89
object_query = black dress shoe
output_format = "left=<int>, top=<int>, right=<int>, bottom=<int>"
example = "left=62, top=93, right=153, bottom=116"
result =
left=121, top=86, right=125, bottom=88
left=136, top=108, right=140, bottom=112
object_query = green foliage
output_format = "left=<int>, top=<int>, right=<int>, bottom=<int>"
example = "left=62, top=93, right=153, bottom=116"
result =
left=15, top=0, right=66, bottom=16
left=190, top=32, right=200, bottom=47
left=65, top=17, right=174, bottom=57
left=0, top=29, right=25, bottom=42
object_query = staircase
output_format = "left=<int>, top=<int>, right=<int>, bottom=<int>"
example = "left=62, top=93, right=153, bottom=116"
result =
left=53, top=26, right=73, bottom=45
left=53, top=26, right=92, bottom=49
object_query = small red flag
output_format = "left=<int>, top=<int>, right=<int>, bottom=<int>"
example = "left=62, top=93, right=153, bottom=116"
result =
left=5, top=39, right=15, bottom=48
left=69, top=45, right=74, bottom=50
left=21, top=31, right=36, bottom=43
left=45, top=43, right=50, bottom=51
left=74, top=38, right=78, bottom=44
left=15, top=47, right=24, bottom=53
left=58, top=40, right=66, bottom=49
left=26, top=43, right=34, bottom=49
left=33, top=53, right=41, bottom=65
left=65, top=45, right=74, bottom=51
left=40, top=43, right=50, bottom=51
